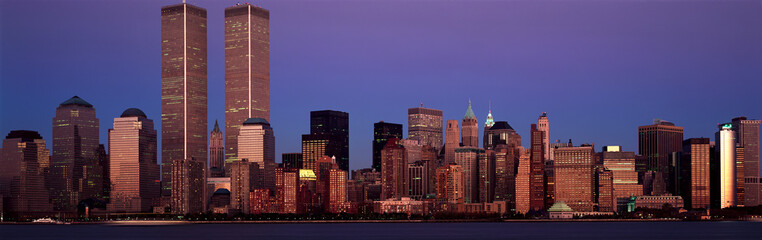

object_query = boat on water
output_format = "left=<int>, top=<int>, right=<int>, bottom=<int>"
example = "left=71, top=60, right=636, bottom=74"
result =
left=32, top=218, right=64, bottom=224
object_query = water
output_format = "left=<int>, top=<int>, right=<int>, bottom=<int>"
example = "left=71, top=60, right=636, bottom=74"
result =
left=1, top=222, right=760, bottom=239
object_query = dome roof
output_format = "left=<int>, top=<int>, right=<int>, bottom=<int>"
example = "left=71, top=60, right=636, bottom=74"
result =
left=5, top=130, right=42, bottom=141
left=213, top=188, right=231, bottom=195
left=243, top=118, right=269, bottom=125
left=121, top=108, right=147, bottom=118
left=548, top=202, right=575, bottom=212
left=59, top=96, right=93, bottom=108
left=489, top=121, right=514, bottom=130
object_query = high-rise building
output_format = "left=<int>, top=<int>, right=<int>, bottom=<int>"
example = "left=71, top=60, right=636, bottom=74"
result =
left=461, top=100, right=478, bottom=148
left=717, top=124, right=736, bottom=208
left=529, top=124, right=546, bottom=211
left=171, top=158, right=206, bottom=214
left=230, top=160, right=257, bottom=213
left=161, top=2, right=208, bottom=196
left=209, top=120, right=225, bottom=177
left=328, top=168, right=348, bottom=212
left=600, top=148, right=643, bottom=212
left=282, top=153, right=303, bottom=169
left=0, top=131, right=53, bottom=214
left=224, top=3, right=270, bottom=167
left=553, top=145, right=595, bottom=212
left=421, top=145, right=438, bottom=196
left=494, top=144, right=520, bottom=208
left=537, top=112, right=550, bottom=160
left=400, top=139, right=422, bottom=164
left=381, top=139, right=407, bottom=200
left=436, top=164, right=464, bottom=204
left=731, top=117, right=760, bottom=206
left=407, top=106, right=443, bottom=152
left=373, top=121, right=403, bottom=172
left=736, top=146, right=745, bottom=207
left=306, top=110, right=349, bottom=171
left=455, top=147, right=483, bottom=203
left=483, top=121, right=519, bottom=150
left=484, top=105, right=494, bottom=129
left=444, top=120, right=460, bottom=164
left=516, top=147, right=530, bottom=214
left=479, top=149, right=496, bottom=203
left=638, top=119, right=684, bottom=195
left=108, top=109, right=160, bottom=213
left=302, top=134, right=328, bottom=171
left=51, top=96, right=100, bottom=211
left=596, top=168, right=614, bottom=212
left=275, top=168, right=300, bottom=213
left=238, top=118, right=275, bottom=190
left=680, top=138, right=711, bottom=209
left=407, top=161, right=428, bottom=200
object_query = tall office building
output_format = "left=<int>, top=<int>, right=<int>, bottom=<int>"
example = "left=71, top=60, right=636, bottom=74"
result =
left=161, top=2, right=208, bottom=196
left=537, top=112, right=550, bottom=160
left=638, top=119, right=684, bottom=195
left=224, top=4, right=270, bottom=165
left=600, top=148, right=643, bottom=211
left=717, top=124, right=736, bottom=208
left=494, top=144, right=520, bottom=207
left=209, top=120, right=225, bottom=177
left=483, top=121, right=519, bottom=150
left=444, top=120, right=460, bottom=164
left=230, top=160, right=256, bottom=214
left=680, top=138, right=711, bottom=209
left=0, top=131, right=53, bottom=214
left=529, top=124, right=546, bottom=211
left=455, top=147, right=483, bottom=203
left=435, top=164, right=464, bottom=204
left=327, top=168, right=348, bottom=212
left=51, top=96, right=100, bottom=211
left=407, top=161, right=429, bottom=200
left=108, top=109, right=160, bottom=213
left=732, top=117, right=760, bottom=206
left=282, top=153, right=303, bottom=169
left=302, top=135, right=327, bottom=171
left=461, top=100, right=478, bottom=148
left=421, top=146, right=438, bottom=195
left=381, top=139, right=407, bottom=200
left=372, top=121, right=403, bottom=172
left=170, top=158, right=206, bottom=214
left=478, top=149, right=496, bottom=203
left=515, top=147, right=530, bottom=214
left=275, top=168, right=300, bottom=213
left=307, top=110, right=349, bottom=171
left=596, top=168, right=615, bottom=212
left=554, top=145, right=595, bottom=212
left=408, top=106, right=443, bottom=152
left=238, top=118, right=275, bottom=190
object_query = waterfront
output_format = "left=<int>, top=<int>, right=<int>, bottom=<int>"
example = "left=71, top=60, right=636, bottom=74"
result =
left=1, top=222, right=760, bottom=240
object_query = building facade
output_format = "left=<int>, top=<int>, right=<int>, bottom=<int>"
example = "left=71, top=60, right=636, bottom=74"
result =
left=0, top=131, right=53, bottom=214
left=209, top=120, right=225, bottom=177
left=307, top=110, right=349, bottom=171
left=638, top=119, right=684, bottom=195
left=381, top=139, right=407, bottom=200
left=237, top=118, right=275, bottom=190
left=455, top=147, right=483, bottom=203
left=554, top=145, right=595, bottom=212
left=529, top=124, right=546, bottom=211
left=717, top=124, right=736, bottom=208
left=680, top=138, right=711, bottom=209
left=407, top=106, right=443, bottom=152
left=373, top=121, right=403, bottom=172
left=444, top=120, right=460, bottom=165
left=461, top=100, right=478, bottom=148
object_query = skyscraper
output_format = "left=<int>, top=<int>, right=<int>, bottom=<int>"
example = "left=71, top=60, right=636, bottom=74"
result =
left=554, top=145, right=595, bottom=212
left=494, top=144, right=520, bottom=208
left=529, top=124, right=546, bottom=211
left=0, top=130, right=53, bottom=214
left=515, top=147, right=530, bottom=214
left=275, top=167, right=300, bottom=213
left=479, top=149, right=496, bottom=203
left=596, top=168, right=614, bottom=212
left=238, top=118, right=275, bottom=190
left=638, top=119, right=684, bottom=195
left=108, top=108, right=160, bottom=213
left=161, top=2, right=208, bottom=196
left=717, top=124, right=736, bottom=208
left=444, top=120, right=460, bottom=164
left=483, top=121, right=519, bottom=150
left=731, top=117, right=761, bottom=206
left=537, top=112, right=550, bottom=160
left=51, top=96, right=100, bottom=211
left=230, top=160, right=256, bottom=213
left=436, top=164, right=464, bottom=204
left=224, top=4, right=270, bottom=165
left=680, top=138, right=711, bottom=209
left=461, top=100, right=478, bottom=148
left=408, top=106, right=443, bottom=152
left=209, top=120, right=225, bottom=177
left=307, top=110, right=349, bottom=171
left=381, top=139, right=407, bottom=200
left=372, top=121, right=403, bottom=172
left=455, top=147, right=483, bottom=203
left=600, top=148, right=643, bottom=211
left=282, top=153, right=303, bottom=169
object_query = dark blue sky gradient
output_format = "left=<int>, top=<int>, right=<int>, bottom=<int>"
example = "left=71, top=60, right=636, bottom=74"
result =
left=1, top=0, right=761, bottom=171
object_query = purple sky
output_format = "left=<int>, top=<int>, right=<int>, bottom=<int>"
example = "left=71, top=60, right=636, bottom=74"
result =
left=1, top=0, right=761, bottom=172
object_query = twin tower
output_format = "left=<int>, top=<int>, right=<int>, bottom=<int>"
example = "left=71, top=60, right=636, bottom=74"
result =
left=160, top=3, right=270, bottom=198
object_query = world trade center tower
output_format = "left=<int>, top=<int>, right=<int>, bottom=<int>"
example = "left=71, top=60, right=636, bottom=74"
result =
left=161, top=3, right=208, bottom=196
left=224, top=4, right=271, bottom=168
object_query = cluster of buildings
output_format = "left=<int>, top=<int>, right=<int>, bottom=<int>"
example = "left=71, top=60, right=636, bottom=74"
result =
left=0, top=2, right=760, bottom=220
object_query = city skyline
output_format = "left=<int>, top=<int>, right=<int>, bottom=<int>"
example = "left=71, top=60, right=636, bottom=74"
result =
left=2, top=0, right=762, bottom=172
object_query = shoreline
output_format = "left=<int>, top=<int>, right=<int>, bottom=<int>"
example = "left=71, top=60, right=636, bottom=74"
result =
left=1, top=218, right=733, bottom=225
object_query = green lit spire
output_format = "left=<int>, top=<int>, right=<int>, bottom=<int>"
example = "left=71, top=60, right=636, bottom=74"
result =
left=464, top=99, right=475, bottom=119
left=485, top=101, right=494, bottom=128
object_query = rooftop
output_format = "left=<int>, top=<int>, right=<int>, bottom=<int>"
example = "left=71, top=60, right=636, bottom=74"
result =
left=59, top=96, right=93, bottom=108
left=121, top=108, right=147, bottom=118
left=243, top=118, right=269, bottom=125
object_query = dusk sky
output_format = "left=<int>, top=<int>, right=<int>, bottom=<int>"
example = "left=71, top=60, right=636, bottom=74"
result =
left=1, top=0, right=761, bottom=172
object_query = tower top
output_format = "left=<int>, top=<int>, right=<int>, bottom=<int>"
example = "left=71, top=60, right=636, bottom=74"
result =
left=464, top=99, right=475, bottom=119
left=213, top=119, right=221, bottom=132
